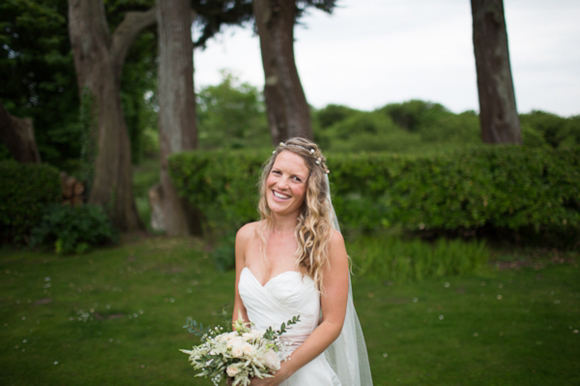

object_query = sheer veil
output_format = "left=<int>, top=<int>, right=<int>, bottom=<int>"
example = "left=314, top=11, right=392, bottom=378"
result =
left=323, top=175, right=373, bottom=386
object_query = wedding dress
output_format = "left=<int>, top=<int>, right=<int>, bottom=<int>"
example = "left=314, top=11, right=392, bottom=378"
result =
left=237, top=175, right=373, bottom=385
left=239, top=267, right=342, bottom=385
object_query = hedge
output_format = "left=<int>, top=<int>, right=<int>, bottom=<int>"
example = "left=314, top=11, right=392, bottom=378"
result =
left=0, top=161, right=61, bottom=243
left=169, top=146, right=580, bottom=239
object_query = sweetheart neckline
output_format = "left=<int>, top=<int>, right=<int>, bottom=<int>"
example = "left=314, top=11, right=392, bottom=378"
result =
left=242, top=267, right=302, bottom=287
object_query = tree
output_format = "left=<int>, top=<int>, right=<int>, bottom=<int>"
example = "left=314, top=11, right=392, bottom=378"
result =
left=68, top=0, right=156, bottom=231
left=197, top=71, right=269, bottom=149
left=0, top=0, right=81, bottom=167
left=0, top=0, right=159, bottom=170
left=471, top=0, right=521, bottom=144
left=155, top=0, right=199, bottom=236
left=252, top=0, right=336, bottom=144
left=0, top=100, right=41, bottom=163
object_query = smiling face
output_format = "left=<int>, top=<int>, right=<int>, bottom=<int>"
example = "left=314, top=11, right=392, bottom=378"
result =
left=265, top=150, right=310, bottom=217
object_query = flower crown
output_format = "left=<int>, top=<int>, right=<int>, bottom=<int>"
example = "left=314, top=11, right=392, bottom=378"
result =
left=274, top=142, right=330, bottom=174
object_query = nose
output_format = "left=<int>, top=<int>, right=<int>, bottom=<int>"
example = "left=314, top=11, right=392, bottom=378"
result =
left=276, top=176, right=289, bottom=190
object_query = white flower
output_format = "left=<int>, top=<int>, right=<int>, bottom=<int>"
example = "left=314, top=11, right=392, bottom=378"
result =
left=242, top=331, right=262, bottom=341
left=264, top=350, right=281, bottom=371
left=241, top=343, right=256, bottom=356
left=218, top=331, right=236, bottom=343
left=181, top=315, right=299, bottom=385
left=231, top=342, right=244, bottom=358
left=228, top=336, right=244, bottom=346
left=226, top=364, right=241, bottom=377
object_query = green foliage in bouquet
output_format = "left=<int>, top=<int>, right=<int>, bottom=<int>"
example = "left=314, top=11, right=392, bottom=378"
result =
left=0, top=161, right=61, bottom=244
left=30, top=204, right=118, bottom=254
left=263, top=315, right=301, bottom=341
left=181, top=315, right=300, bottom=386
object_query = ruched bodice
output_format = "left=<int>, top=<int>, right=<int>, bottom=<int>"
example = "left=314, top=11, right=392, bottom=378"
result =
left=239, top=267, right=341, bottom=386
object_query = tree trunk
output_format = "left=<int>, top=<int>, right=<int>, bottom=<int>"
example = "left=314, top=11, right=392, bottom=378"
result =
left=471, top=0, right=521, bottom=144
left=0, top=101, right=41, bottom=163
left=252, top=0, right=312, bottom=144
left=68, top=0, right=155, bottom=231
left=156, top=0, right=201, bottom=236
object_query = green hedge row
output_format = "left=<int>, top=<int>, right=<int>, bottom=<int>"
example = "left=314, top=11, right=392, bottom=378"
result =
left=0, top=161, right=61, bottom=243
left=169, top=146, right=580, bottom=238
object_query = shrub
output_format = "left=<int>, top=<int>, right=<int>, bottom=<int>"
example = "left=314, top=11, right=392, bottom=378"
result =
left=169, top=147, right=580, bottom=247
left=210, top=232, right=236, bottom=272
left=0, top=161, right=61, bottom=244
left=379, top=99, right=449, bottom=132
left=30, top=204, right=118, bottom=254
left=169, top=150, right=264, bottom=234
left=315, top=104, right=361, bottom=129
left=520, top=111, right=580, bottom=149
left=321, top=111, right=423, bottom=153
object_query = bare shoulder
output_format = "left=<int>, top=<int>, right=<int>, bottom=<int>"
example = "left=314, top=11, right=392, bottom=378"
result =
left=328, top=228, right=345, bottom=248
left=236, top=221, right=260, bottom=245
left=328, top=229, right=347, bottom=263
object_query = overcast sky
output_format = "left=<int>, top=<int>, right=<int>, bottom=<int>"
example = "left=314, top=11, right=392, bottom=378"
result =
left=194, top=0, right=580, bottom=117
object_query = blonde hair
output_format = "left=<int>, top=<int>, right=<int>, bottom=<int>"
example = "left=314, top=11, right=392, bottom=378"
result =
left=257, top=137, right=333, bottom=292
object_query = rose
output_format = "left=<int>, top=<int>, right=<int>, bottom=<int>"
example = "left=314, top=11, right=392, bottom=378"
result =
left=231, top=346, right=244, bottom=358
left=226, top=336, right=244, bottom=349
left=219, top=332, right=236, bottom=342
left=264, top=350, right=281, bottom=371
left=242, top=331, right=263, bottom=341
left=226, top=364, right=241, bottom=377
left=241, top=343, right=256, bottom=356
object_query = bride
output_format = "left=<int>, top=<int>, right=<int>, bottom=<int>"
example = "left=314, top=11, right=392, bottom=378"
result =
left=232, top=138, right=373, bottom=385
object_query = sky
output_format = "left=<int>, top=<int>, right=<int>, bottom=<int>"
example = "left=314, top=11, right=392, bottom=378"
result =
left=194, top=0, right=580, bottom=117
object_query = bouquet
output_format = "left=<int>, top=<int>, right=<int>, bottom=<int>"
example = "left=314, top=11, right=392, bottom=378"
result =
left=181, top=314, right=300, bottom=386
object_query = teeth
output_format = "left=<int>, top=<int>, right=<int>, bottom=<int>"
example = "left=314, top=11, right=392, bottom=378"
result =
left=273, top=191, right=290, bottom=199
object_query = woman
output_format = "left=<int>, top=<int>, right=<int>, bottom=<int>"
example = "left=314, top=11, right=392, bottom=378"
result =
left=232, top=138, right=372, bottom=385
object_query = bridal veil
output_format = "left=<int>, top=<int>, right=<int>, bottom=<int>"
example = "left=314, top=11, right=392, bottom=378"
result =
left=323, top=175, right=373, bottom=386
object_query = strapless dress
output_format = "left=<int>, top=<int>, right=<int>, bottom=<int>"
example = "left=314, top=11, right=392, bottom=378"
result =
left=238, top=267, right=341, bottom=385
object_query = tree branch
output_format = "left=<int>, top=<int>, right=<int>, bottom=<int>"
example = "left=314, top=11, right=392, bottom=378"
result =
left=111, top=7, right=157, bottom=74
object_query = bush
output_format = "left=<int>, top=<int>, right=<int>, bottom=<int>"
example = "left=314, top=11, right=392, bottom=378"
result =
left=520, top=111, right=580, bottom=149
left=0, top=161, right=61, bottom=244
left=210, top=232, right=236, bottom=272
left=169, top=147, right=580, bottom=247
left=30, top=204, right=118, bottom=254
left=323, top=111, right=423, bottom=153
left=379, top=99, right=449, bottom=132
left=315, top=104, right=361, bottom=129
left=169, top=150, right=264, bottom=234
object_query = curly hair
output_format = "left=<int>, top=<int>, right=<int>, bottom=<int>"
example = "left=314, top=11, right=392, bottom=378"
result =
left=257, top=137, right=333, bottom=292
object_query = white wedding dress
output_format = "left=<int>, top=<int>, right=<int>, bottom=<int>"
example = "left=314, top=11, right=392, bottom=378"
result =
left=239, top=267, right=342, bottom=385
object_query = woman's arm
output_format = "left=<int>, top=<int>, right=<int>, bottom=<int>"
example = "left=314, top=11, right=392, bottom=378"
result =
left=251, top=229, right=349, bottom=385
left=232, top=223, right=253, bottom=325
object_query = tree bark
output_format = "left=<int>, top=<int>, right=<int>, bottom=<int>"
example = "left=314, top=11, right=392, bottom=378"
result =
left=156, top=0, right=201, bottom=236
left=67, top=0, right=155, bottom=231
left=471, top=0, right=521, bottom=144
left=0, top=101, right=41, bottom=163
left=253, top=0, right=312, bottom=144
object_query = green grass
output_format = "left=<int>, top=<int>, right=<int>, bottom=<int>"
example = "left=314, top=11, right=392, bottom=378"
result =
left=349, top=236, right=490, bottom=283
left=1, top=238, right=579, bottom=385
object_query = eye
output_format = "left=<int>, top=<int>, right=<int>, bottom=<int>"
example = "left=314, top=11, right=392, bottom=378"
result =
left=271, top=169, right=281, bottom=175
left=292, top=176, right=303, bottom=183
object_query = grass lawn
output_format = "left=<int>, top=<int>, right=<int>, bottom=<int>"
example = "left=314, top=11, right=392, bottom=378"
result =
left=1, top=237, right=578, bottom=385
